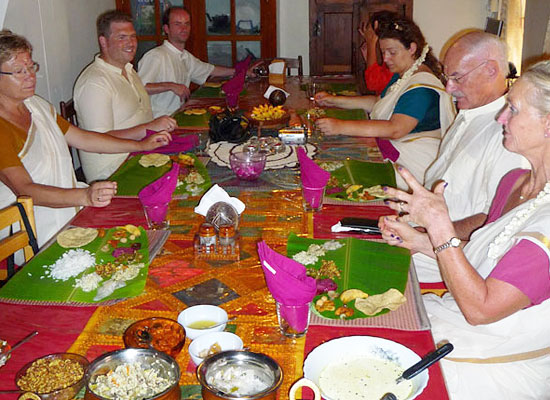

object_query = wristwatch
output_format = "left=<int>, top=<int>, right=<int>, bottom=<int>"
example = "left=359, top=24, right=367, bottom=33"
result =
left=433, top=237, right=461, bottom=254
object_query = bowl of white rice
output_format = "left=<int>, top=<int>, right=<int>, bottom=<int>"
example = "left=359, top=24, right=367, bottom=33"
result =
left=196, top=350, right=283, bottom=400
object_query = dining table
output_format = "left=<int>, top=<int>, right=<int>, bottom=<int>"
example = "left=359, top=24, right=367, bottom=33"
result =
left=0, top=74, right=449, bottom=400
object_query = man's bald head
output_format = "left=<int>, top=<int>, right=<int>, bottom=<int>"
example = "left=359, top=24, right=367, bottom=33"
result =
left=443, top=31, right=509, bottom=109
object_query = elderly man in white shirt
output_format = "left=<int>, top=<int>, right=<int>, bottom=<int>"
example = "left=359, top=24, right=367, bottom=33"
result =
left=381, top=31, right=529, bottom=282
left=74, top=10, right=177, bottom=182
left=138, top=7, right=250, bottom=118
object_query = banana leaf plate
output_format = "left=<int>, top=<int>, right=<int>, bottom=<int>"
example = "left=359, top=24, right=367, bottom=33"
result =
left=286, top=233, right=410, bottom=319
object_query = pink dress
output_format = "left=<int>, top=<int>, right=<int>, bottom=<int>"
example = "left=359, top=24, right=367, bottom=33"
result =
left=486, top=169, right=550, bottom=306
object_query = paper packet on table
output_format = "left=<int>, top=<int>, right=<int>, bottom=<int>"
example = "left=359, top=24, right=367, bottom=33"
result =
left=264, top=85, right=290, bottom=100
left=194, top=184, right=245, bottom=216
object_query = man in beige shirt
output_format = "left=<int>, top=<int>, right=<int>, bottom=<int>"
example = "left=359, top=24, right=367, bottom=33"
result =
left=74, top=10, right=177, bottom=182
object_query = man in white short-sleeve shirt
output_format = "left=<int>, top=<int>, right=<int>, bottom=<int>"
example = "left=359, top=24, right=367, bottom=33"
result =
left=138, top=7, right=252, bottom=118
left=382, top=32, right=529, bottom=282
left=74, top=10, right=177, bottom=182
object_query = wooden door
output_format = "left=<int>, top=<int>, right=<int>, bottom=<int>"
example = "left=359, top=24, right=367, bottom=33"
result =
left=309, top=0, right=413, bottom=77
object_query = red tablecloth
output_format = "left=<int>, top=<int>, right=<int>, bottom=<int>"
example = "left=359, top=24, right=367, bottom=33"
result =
left=303, top=326, right=449, bottom=399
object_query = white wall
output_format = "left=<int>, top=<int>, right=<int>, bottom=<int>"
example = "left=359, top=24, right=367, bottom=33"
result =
left=277, top=0, right=310, bottom=74
left=277, top=0, right=488, bottom=75
left=2, top=0, right=114, bottom=111
left=414, top=0, right=487, bottom=59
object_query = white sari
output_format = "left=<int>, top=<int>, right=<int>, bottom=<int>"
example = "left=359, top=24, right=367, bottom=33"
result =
left=0, top=96, right=80, bottom=248
left=370, top=72, right=455, bottom=188
left=424, top=200, right=550, bottom=399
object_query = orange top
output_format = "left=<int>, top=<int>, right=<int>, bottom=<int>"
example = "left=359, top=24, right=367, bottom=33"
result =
left=0, top=115, right=70, bottom=170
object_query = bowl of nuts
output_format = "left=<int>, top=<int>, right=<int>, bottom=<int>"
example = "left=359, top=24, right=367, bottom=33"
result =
left=15, top=352, right=89, bottom=400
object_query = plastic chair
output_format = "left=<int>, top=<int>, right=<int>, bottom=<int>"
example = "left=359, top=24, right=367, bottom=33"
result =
left=0, top=196, right=38, bottom=281
left=59, top=99, right=86, bottom=181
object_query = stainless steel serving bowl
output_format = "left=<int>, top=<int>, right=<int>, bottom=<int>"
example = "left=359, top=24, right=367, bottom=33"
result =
left=197, top=350, right=283, bottom=400
left=84, top=348, right=180, bottom=400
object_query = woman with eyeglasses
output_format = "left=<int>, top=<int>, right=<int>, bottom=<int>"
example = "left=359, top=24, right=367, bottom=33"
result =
left=379, top=61, right=550, bottom=399
left=315, top=16, right=456, bottom=188
left=0, top=31, right=171, bottom=249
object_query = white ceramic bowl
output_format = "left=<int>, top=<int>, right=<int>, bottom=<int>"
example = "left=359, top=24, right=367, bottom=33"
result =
left=177, top=305, right=228, bottom=340
left=188, top=331, right=244, bottom=366
left=303, top=336, right=429, bottom=400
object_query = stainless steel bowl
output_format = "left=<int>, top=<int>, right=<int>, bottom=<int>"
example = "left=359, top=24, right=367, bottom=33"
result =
left=197, top=350, right=283, bottom=400
left=85, top=348, right=180, bottom=400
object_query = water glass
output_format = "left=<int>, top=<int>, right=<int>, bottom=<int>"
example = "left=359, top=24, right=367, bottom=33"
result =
left=143, top=203, right=169, bottom=230
left=276, top=301, right=311, bottom=338
left=301, top=185, right=325, bottom=212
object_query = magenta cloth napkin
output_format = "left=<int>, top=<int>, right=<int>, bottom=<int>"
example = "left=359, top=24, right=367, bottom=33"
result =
left=222, top=61, right=248, bottom=108
left=376, top=138, right=400, bottom=162
left=297, top=147, right=330, bottom=188
left=258, top=241, right=316, bottom=304
left=132, top=130, right=199, bottom=155
left=235, top=55, right=252, bottom=75
left=258, top=241, right=315, bottom=331
left=138, top=163, right=180, bottom=222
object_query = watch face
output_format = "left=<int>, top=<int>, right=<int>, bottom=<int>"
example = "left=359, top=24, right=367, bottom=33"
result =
left=450, top=237, right=461, bottom=247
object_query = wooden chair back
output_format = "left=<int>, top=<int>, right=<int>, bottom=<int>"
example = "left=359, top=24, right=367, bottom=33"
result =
left=0, top=196, right=38, bottom=280
left=59, top=99, right=86, bottom=181
left=60, top=99, right=79, bottom=126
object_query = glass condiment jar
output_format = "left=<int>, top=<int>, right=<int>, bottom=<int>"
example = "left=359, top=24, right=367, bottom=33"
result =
left=198, top=222, right=217, bottom=253
left=218, top=224, right=237, bottom=250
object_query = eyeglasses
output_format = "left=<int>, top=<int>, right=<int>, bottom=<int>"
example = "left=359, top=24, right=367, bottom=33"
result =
left=0, top=62, right=40, bottom=78
left=443, top=60, right=489, bottom=85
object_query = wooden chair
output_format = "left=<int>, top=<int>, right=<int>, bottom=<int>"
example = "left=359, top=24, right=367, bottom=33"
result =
left=266, top=56, right=303, bottom=77
left=0, top=196, right=39, bottom=281
left=59, top=99, right=86, bottom=181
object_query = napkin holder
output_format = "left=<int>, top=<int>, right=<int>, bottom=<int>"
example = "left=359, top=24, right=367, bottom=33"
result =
left=269, top=60, right=286, bottom=86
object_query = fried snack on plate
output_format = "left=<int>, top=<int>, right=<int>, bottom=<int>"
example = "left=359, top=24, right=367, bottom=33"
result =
left=365, top=185, right=389, bottom=199
left=178, top=153, right=195, bottom=166
left=355, top=288, right=406, bottom=316
left=203, top=82, right=222, bottom=88
left=139, top=153, right=170, bottom=168
left=340, top=288, right=369, bottom=304
left=57, top=227, right=98, bottom=248
left=183, top=108, right=207, bottom=115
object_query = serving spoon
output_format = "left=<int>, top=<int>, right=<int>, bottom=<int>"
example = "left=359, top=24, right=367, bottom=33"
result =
left=1, top=331, right=38, bottom=362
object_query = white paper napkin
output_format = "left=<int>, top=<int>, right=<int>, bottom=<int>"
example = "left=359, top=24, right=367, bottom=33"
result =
left=269, top=61, right=285, bottom=74
left=264, top=85, right=290, bottom=100
left=194, top=184, right=246, bottom=216
left=331, top=222, right=378, bottom=234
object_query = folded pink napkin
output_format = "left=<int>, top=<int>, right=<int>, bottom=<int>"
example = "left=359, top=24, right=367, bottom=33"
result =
left=258, top=241, right=315, bottom=332
left=376, top=138, right=400, bottom=162
left=258, top=241, right=316, bottom=304
left=132, top=130, right=199, bottom=155
left=235, top=55, right=252, bottom=75
left=222, top=67, right=247, bottom=108
left=297, top=147, right=330, bottom=188
left=138, top=163, right=180, bottom=222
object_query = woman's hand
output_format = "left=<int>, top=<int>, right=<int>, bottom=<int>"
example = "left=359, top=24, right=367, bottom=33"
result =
left=379, top=215, right=435, bottom=257
left=383, top=166, right=453, bottom=235
left=315, top=118, right=345, bottom=136
left=86, top=181, right=117, bottom=207
left=140, top=131, right=172, bottom=151
left=147, top=116, right=177, bottom=133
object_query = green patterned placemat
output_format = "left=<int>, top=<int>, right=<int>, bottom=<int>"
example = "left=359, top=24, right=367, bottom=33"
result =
left=173, top=110, right=211, bottom=128
left=0, top=227, right=149, bottom=303
left=286, top=233, right=410, bottom=319
left=298, top=108, right=367, bottom=120
left=110, top=154, right=211, bottom=197
left=322, top=160, right=396, bottom=202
